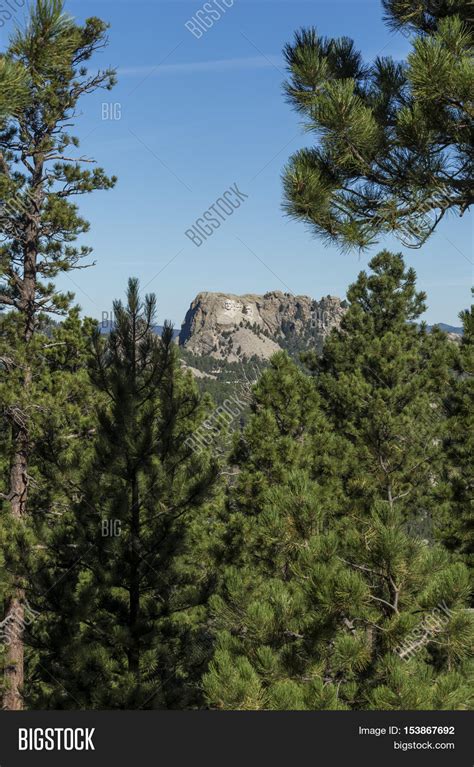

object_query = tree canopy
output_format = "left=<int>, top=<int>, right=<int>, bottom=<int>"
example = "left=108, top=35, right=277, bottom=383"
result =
left=282, top=1, right=473, bottom=250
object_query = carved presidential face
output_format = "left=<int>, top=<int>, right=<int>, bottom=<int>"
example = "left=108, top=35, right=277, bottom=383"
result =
left=224, top=300, right=233, bottom=311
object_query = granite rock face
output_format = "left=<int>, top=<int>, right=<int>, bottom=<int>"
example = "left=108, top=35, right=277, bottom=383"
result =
left=179, top=290, right=347, bottom=362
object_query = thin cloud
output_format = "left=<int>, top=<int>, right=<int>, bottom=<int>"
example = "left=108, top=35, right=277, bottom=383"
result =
left=118, top=55, right=283, bottom=76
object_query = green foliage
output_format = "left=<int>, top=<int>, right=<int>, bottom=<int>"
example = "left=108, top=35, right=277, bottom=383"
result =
left=204, top=254, right=473, bottom=711
left=179, top=347, right=265, bottom=409
left=0, top=0, right=116, bottom=319
left=0, top=0, right=117, bottom=709
left=282, top=2, right=473, bottom=249
left=25, top=280, right=219, bottom=709
left=310, top=251, right=454, bottom=535
left=438, top=290, right=474, bottom=590
left=382, top=0, right=471, bottom=34
left=0, top=307, right=98, bottom=702
left=1, top=0, right=472, bottom=714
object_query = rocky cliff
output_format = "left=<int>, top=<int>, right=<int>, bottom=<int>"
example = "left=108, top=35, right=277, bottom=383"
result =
left=179, top=290, right=347, bottom=362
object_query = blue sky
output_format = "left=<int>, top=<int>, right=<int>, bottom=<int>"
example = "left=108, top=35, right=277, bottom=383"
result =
left=1, top=0, right=472, bottom=326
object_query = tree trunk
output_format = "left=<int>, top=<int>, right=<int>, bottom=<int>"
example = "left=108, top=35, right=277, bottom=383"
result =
left=2, top=182, right=39, bottom=710
left=3, top=424, right=28, bottom=710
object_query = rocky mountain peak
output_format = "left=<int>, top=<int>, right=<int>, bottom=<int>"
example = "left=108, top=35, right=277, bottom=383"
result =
left=179, top=290, right=347, bottom=362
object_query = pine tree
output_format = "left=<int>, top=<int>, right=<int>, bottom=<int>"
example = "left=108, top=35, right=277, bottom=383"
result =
left=204, top=257, right=473, bottom=710
left=382, top=0, right=471, bottom=34
left=0, top=0, right=116, bottom=709
left=213, top=352, right=349, bottom=568
left=308, top=252, right=473, bottom=707
left=439, top=291, right=474, bottom=588
left=310, top=251, right=454, bottom=534
left=0, top=306, right=99, bottom=707
left=28, top=279, right=219, bottom=709
left=281, top=1, right=473, bottom=249
left=203, top=354, right=350, bottom=709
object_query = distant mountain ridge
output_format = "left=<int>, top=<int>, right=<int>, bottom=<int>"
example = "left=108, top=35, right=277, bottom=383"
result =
left=99, top=322, right=180, bottom=339
left=429, top=323, right=463, bottom=335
